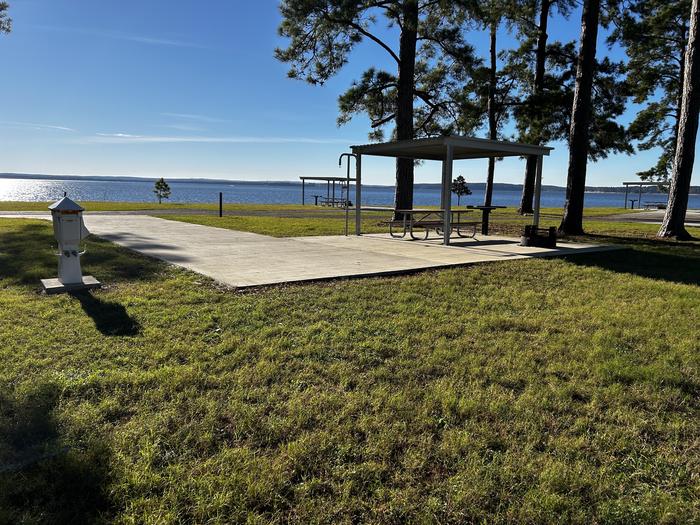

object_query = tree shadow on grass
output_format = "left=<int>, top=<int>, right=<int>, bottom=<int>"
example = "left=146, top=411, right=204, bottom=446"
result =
left=564, top=236, right=700, bottom=287
left=0, top=383, right=112, bottom=524
left=70, top=291, right=141, bottom=336
left=0, top=220, right=164, bottom=286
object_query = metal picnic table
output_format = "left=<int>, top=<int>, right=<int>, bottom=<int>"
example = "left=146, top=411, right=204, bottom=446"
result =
left=388, top=209, right=479, bottom=240
left=466, top=205, right=507, bottom=235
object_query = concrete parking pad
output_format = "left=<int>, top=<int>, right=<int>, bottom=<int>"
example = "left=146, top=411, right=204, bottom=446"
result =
left=1, top=214, right=620, bottom=288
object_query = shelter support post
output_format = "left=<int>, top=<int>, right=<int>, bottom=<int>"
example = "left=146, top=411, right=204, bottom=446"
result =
left=624, top=184, right=629, bottom=209
left=533, top=155, right=543, bottom=228
left=442, top=144, right=454, bottom=245
left=355, top=154, right=362, bottom=235
left=639, top=184, right=643, bottom=208
left=302, top=179, right=305, bottom=205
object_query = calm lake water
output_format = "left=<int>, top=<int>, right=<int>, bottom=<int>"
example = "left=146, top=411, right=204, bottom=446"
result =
left=2, top=177, right=697, bottom=209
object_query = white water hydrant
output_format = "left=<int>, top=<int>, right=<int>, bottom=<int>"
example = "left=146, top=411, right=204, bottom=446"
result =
left=41, top=197, right=101, bottom=293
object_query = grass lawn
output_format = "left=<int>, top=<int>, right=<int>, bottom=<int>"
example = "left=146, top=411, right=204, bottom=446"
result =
left=0, top=201, right=317, bottom=212
left=160, top=209, right=691, bottom=241
left=1, top=218, right=699, bottom=523
left=155, top=213, right=391, bottom=237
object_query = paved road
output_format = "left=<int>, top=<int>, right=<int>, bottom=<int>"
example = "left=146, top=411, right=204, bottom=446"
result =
left=611, top=209, right=700, bottom=226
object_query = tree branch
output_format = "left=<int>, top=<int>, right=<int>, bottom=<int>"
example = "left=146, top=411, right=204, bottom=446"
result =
left=324, top=14, right=400, bottom=64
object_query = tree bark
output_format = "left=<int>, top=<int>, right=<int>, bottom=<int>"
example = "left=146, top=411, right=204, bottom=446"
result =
left=559, top=0, right=600, bottom=235
left=485, top=20, right=498, bottom=210
left=659, top=0, right=700, bottom=239
left=519, top=0, right=551, bottom=215
left=393, top=0, right=418, bottom=217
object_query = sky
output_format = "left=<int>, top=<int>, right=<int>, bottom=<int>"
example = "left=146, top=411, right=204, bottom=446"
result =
left=0, top=0, right=695, bottom=187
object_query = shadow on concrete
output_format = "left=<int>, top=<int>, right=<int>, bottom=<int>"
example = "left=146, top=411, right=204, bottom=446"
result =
left=0, top=383, right=112, bottom=523
left=94, top=231, right=195, bottom=263
left=71, top=291, right=141, bottom=336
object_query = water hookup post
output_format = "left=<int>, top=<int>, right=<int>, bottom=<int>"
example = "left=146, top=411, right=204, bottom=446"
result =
left=40, top=197, right=101, bottom=294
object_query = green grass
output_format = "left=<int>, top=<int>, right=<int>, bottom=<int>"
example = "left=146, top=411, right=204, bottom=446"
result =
left=155, top=213, right=391, bottom=237
left=160, top=208, right=690, bottom=240
left=0, top=201, right=314, bottom=212
left=0, top=200, right=636, bottom=216
left=1, top=218, right=699, bottom=523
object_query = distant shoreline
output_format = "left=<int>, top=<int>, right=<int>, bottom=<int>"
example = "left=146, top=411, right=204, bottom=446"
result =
left=2, top=172, right=698, bottom=194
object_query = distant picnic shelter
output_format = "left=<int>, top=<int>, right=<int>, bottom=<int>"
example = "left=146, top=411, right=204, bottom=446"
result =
left=300, top=176, right=355, bottom=206
left=348, top=136, right=553, bottom=245
left=622, top=181, right=667, bottom=209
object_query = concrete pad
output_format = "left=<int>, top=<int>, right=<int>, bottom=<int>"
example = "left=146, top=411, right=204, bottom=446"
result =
left=41, top=276, right=101, bottom=294
left=80, top=216, right=618, bottom=288
left=1, top=214, right=620, bottom=288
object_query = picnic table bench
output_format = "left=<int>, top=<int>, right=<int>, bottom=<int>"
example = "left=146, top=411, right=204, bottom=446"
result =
left=384, top=209, right=479, bottom=240
left=319, top=196, right=352, bottom=207
left=643, top=201, right=667, bottom=210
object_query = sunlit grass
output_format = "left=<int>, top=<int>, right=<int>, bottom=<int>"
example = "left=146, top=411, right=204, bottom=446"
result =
left=0, top=218, right=699, bottom=523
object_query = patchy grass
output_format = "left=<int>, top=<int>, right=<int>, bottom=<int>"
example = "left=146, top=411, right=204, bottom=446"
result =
left=1, top=218, right=699, bottom=523
left=0, top=200, right=314, bottom=212
left=156, top=213, right=391, bottom=237
left=162, top=208, right=685, bottom=240
left=0, top=200, right=634, bottom=216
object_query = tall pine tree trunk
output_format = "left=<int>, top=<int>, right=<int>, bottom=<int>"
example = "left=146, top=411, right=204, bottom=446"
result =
left=559, top=0, right=600, bottom=235
left=393, top=0, right=418, bottom=217
left=485, top=20, right=498, bottom=210
left=659, top=0, right=700, bottom=239
left=518, top=0, right=551, bottom=215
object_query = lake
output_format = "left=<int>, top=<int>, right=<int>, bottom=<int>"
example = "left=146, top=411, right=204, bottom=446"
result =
left=1, top=177, right=697, bottom=209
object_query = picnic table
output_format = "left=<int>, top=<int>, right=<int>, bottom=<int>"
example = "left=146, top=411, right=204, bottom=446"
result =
left=319, top=196, right=352, bottom=207
left=466, top=205, right=507, bottom=235
left=385, top=209, right=479, bottom=240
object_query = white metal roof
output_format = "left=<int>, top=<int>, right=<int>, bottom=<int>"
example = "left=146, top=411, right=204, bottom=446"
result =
left=350, top=136, right=553, bottom=160
left=48, top=196, right=84, bottom=212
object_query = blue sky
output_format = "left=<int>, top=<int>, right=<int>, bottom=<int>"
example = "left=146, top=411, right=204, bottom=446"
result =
left=0, top=0, right=694, bottom=187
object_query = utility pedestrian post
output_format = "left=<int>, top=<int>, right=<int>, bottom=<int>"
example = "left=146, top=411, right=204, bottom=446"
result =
left=40, top=197, right=101, bottom=294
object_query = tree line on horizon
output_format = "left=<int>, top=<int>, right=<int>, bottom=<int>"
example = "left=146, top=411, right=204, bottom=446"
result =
left=275, top=0, right=700, bottom=240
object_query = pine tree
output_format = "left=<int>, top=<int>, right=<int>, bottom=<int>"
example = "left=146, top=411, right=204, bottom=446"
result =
left=0, top=2, right=11, bottom=34
left=275, top=1, right=479, bottom=215
left=153, top=178, right=171, bottom=204
left=508, top=1, right=630, bottom=216
left=659, top=0, right=700, bottom=239
left=451, top=175, right=472, bottom=205
left=472, top=1, right=520, bottom=212
left=511, top=0, right=577, bottom=214
left=559, top=0, right=601, bottom=235
left=610, top=0, right=692, bottom=183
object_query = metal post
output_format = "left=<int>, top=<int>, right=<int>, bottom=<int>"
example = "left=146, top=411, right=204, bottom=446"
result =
left=624, top=184, right=628, bottom=209
left=302, top=179, right=305, bottom=205
left=533, top=155, right=543, bottom=228
left=442, top=144, right=453, bottom=245
left=219, top=192, right=223, bottom=217
left=345, top=163, right=350, bottom=235
left=339, top=153, right=356, bottom=236
left=355, top=154, right=362, bottom=235
left=639, top=184, right=643, bottom=209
